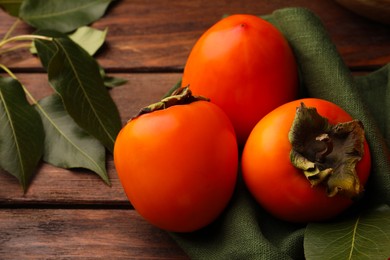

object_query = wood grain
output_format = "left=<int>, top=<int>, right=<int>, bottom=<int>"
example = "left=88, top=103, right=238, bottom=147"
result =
left=0, top=209, right=188, bottom=259
left=1, top=0, right=389, bottom=71
left=0, top=73, right=181, bottom=205
left=0, top=0, right=389, bottom=258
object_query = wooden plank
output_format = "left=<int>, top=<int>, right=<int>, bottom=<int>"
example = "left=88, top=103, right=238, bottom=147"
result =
left=0, top=68, right=377, bottom=204
left=0, top=73, right=181, bottom=204
left=1, top=0, right=389, bottom=71
left=0, top=209, right=189, bottom=259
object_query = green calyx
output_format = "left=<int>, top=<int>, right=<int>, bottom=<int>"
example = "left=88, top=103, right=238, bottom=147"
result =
left=132, top=86, right=209, bottom=120
left=288, top=103, right=365, bottom=198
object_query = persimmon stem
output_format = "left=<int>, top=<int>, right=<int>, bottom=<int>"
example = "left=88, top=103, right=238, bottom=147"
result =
left=315, top=133, right=333, bottom=163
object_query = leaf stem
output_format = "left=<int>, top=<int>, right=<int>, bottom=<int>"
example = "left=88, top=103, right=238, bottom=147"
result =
left=0, top=63, right=17, bottom=79
left=0, top=43, right=32, bottom=55
left=2, top=18, right=21, bottom=41
left=0, top=63, right=38, bottom=105
left=0, top=35, right=53, bottom=49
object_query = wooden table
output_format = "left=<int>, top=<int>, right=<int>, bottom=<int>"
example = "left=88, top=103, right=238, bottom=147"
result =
left=1, top=1, right=389, bottom=259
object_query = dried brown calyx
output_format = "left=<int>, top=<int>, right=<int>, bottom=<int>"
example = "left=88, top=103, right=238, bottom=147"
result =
left=288, top=103, right=365, bottom=198
left=132, top=86, right=209, bottom=120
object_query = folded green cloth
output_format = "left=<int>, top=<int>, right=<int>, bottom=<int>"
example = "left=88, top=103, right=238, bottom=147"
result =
left=171, top=7, right=390, bottom=259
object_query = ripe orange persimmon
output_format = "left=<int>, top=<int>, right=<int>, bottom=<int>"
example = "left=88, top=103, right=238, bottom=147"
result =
left=182, top=14, right=298, bottom=145
left=114, top=88, right=238, bottom=232
left=241, top=98, right=371, bottom=223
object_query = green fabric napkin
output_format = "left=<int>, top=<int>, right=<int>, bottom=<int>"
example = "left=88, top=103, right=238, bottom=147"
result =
left=171, top=7, right=390, bottom=259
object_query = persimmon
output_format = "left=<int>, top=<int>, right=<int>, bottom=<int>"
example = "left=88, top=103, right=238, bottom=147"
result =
left=241, top=98, right=371, bottom=222
left=182, top=14, right=298, bottom=145
left=114, top=87, right=238, bottom=232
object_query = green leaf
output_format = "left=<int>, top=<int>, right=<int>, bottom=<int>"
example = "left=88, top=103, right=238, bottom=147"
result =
left=99, top=66, right=128, bottom=88
left=304, top=205, right=390, bottom=260
left=31, top=27, right=108, bottom=56
left=35, top=37, right=121, bottom=153
left=69, top=26, right=108, bottom=56
left=37, top=94, right=109, bottom=184
left=35, top=31, right=126, bottom=90
left=19, top=0, right=113, bottom=33
left=162, top=78, right=182, bottom=98
left=0, top=77, right=44, bottom=191
left=103, top=75, right=128, bottom=88
left=33, top=30, right=61, bottom=69
left=0, top=0, right=23, bottom=17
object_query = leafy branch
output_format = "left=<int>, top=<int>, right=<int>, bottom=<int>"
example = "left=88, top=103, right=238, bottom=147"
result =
left=0, top=0, right=126, bottom=192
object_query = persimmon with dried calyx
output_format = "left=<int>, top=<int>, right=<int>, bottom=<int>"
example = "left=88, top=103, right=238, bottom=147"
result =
left=114, top=87, right=238, bottom=232
left=241, top=98, right=371, bottom=223
left=181, top=14, right=298, bottom=145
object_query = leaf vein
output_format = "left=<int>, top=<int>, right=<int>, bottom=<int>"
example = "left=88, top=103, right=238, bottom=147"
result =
left=54, top=38, right=114, bottom=143
left=35, top=101, right=104, bottom=173
left=0, top=88, right=25, bottom=179
left=348, top=216, right=360, bottom=260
